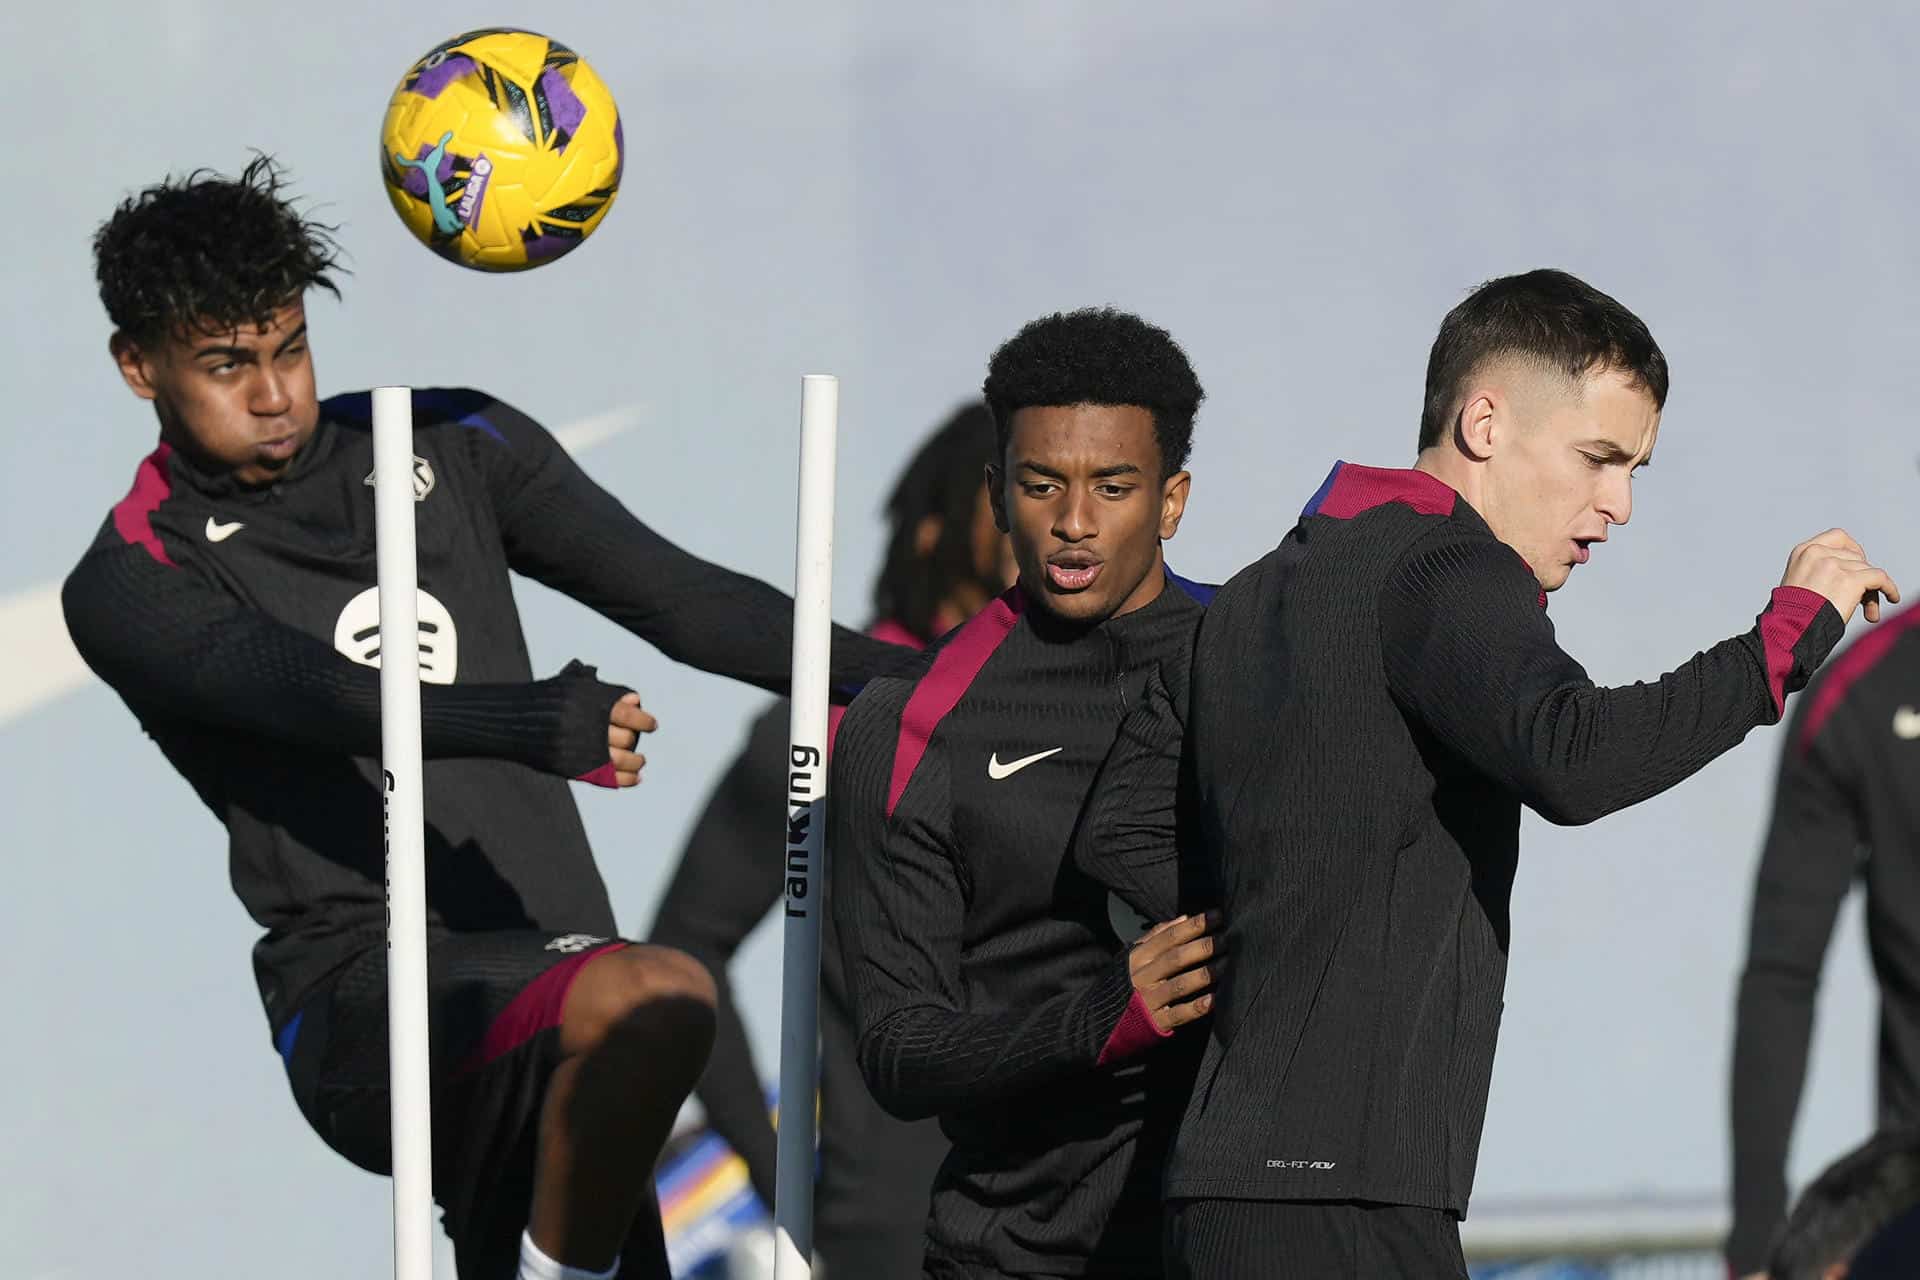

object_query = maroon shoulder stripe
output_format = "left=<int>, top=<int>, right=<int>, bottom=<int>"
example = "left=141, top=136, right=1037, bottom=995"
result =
left=828, top=617, right=929, bottom=757
left=112, top=442, right=177, bottom=567
left=1302, top=461, right=1457, bottom=521
left=1798, top=603, right=1920, bottom=753
left=886, top=589, right=1023, bottom=817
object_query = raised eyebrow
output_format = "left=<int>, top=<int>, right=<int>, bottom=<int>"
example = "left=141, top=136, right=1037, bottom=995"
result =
left=274, top=322, right=310, bottom=355
left=192, top=344, right=252, bottom=362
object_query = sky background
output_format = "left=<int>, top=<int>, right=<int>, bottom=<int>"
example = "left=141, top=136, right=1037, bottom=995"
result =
left=4, top=3, right=1916, bottom=1274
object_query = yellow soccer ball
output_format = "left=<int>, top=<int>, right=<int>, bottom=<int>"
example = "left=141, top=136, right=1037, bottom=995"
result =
left=379, top=28, right=622, bottom=271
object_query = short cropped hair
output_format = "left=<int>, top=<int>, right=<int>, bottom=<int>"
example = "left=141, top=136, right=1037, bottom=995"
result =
left=1419, top=269, right=1667, bottom=450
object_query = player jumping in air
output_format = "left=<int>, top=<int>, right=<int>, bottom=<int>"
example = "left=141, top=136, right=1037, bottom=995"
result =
left=1162, top=269, right=1899, bottom=1279
left=647, top=403, right=1011, bottom=1275
left=62, top=157, right=909, bottom=1280
left=833, top=308, right=1220, bottom=1278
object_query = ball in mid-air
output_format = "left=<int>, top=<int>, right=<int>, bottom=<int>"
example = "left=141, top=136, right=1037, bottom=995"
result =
left=380, top=28, right=622, bottom=271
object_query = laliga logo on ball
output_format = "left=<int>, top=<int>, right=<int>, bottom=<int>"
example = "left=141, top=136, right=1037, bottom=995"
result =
left=380, top=28, right=623, bottom=271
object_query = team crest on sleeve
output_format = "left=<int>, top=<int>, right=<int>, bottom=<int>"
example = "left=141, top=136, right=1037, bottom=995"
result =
left=332, top=586, right=459, bottom=684
left=363, top=454, right=436, bottom=502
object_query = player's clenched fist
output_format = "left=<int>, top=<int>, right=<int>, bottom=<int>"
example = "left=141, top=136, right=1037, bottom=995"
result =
left=1780, top=529, right=1901, bottom=624
left=1130, top=910, right=1222, bottom=1032
left=607, top=691, right=657, bottom=787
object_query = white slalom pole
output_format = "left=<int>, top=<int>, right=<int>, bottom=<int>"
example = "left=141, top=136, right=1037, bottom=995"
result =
left=373, top=385, right=434, bottom=1280
left=773, top=374, right=838, bottom=1278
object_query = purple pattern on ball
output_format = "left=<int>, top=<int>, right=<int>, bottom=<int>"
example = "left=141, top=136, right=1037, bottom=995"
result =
left=613, top=116, right=625, bottom=186
left=522, top=233, right=580, bottom=263
left=539, top=68, right=586, bottom=141
left=411, top=54, right=475, bottom=99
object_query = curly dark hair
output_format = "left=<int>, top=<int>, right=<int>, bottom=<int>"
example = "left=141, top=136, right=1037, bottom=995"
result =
left=982, top=307, right=1203, bottom=478
left=93, top=154, right=344, bottom=344
left=1419, top=268, right=1667, bottom=450
left=872, top=403, right=998, bottom=642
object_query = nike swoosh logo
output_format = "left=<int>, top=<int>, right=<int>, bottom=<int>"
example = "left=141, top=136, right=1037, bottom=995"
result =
left=205, top=517, right=245, bottom=542
left=987, top=747, right=1064, bottom=780
left=1895, top=706, right=1920, bottom=741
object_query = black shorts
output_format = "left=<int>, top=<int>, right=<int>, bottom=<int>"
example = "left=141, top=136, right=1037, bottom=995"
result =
left=279, top=929, right=660, bottom=1279
left=1163, top=1198, right=1467, bottom=1280
left=814, top=970, right=946, bottom=1273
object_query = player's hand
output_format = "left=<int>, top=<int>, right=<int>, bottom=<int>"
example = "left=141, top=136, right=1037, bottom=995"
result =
left=607, top=692, right=656, bottom=787
left=1780, top=528, right=1900, bottom=624
left=1129, top=910, right=1221, bottom=1033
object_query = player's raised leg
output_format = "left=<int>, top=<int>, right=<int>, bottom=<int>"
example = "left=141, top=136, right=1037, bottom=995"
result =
left=68, top=156, right=919, bottom=1280
left=527, top=945, right=718, bottom=1275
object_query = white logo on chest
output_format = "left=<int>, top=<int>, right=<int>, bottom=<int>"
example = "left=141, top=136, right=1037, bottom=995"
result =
left=332, top=586, right=459, bottom=684
left=987, top=746, right=1063, bottom=780
left=204, top=517, right=245, bottom=542
left=363, top=454, right=436, bottom=502
left=1895, top=706, right=1920, bottom=740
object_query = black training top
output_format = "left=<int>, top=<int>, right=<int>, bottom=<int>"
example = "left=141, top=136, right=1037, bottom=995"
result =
left=1166, top=461, right=1841, bottom=1216
left=832, top=574, right=1210, bottom=1278
left=62, top=388, right=904, bottom=1041
left=1727, top=605, right=1920, bottom=1274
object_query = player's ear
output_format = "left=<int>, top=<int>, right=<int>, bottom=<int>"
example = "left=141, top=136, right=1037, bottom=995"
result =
left=110, top=332, right=159, bottom=402
left=985, top=463, right=1009, bottom=534
left=1455, top=391, right=1496, bottom=462
left=1158, top=470, right=1191, bottom=541
left=914, top=514, right=943, bottom=559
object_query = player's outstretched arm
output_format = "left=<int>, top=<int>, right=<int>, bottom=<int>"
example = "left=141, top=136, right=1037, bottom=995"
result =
left=1379, top=528, right=1887, bottom=826
left=1070, top=664, right=1185, bottom=922
left=830, top=684, right=1213, bottom=1120
left=64, top=541, right=636, bottom=783
left=462, top=393, right=913, bottom=696
left=1726, top=693, right=1865, bottom=1275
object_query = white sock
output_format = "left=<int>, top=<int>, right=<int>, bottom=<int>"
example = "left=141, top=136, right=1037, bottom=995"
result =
left=518, top=1229, right=620, bottom=1280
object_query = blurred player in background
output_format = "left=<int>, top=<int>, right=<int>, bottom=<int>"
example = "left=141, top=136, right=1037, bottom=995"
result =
left=647, top=403, right=1011, bottom=1275
left=1728, top=584, right=1920, bottom=1275
left=834, top=309, right=1219, bottom=1278
left=1761, top=1127, right=1920, bottom=1280
left=1164, top=269, right=1899, bottom=1279
left=62, top=157, right=909, bottom=1280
